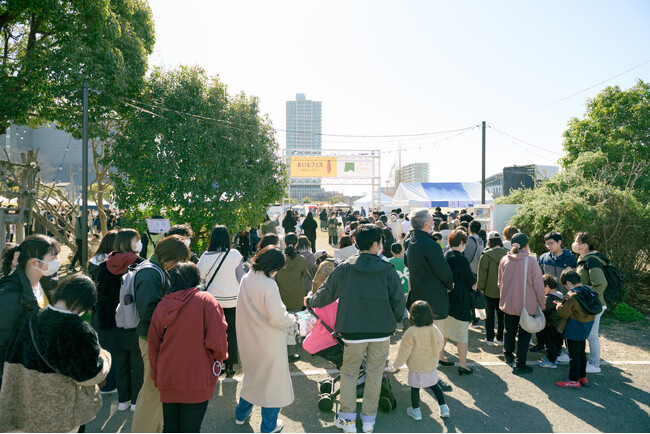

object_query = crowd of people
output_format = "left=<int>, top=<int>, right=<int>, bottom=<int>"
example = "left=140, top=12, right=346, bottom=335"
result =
left=0, top=205, right=610, bottom=433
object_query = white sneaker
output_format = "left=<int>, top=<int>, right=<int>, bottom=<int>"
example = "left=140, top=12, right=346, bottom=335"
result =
left=334, top=415, right=357, bottom=433
left=440, top=404, right=450, bottom=418
left=497, top=340, right=504, bottom=346
left=483, top=338, right=495, bottom=346
left=557, top=349, right=570, bottom=363
left=362, top=422, right=374, bottom=433
left=117, top=402, right=130, bottom=411
left=407, top=407, right=422, bottom=420
left=130, top=404, right=136, bottom=412
left=586, top=363, right=601, bottom=373
left=271, top=419, right=284, bottom=433
left=384, top=359, right=396, bottom=373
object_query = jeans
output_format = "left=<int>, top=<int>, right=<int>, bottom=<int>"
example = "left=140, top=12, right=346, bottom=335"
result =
left=339, top=339, right=389, bottom=424
left=329, top=235, right=338, bottom=246
left=484, top=296, right=504, bottom=341
left=567, top=339, right=587, bottom=381
left=236, top=397, right=281, bottom=433
left=587, top=307, right=605, bottom=367
left=503, top=313, right=531, bottom=368
left=411, top=383, right=445, bottom=408
left=162, top=401, right=208, bottom=433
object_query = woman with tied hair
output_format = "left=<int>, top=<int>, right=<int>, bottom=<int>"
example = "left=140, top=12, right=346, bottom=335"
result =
left=0, top=274, right=111, bottom=433
left=573, top=232, right=607, bottom=374
left=498, top=233, right=545, bottom=375
left=301, top=212, right=318, bottom=253
left=0, top=234, right=60, bottom=388
left=197, top=225, right=244, bottom=378
left=235, top=247, right=296, bottom=433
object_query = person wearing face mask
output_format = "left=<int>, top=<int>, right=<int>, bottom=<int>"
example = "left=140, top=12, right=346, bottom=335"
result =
left=197, top=225, right=244, bottom=377
left=0, top=274, right=111, bottom=432
left=95, top=228, right=145, bottom=411
left=0, top=234, right=61, bottom=389
left=305, top=224, right=405, bottom=433
left=167, top=224, right=199, bottom=264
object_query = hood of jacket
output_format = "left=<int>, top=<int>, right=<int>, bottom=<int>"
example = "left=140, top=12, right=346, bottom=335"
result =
left=154, top=287, right=198, bottom=326
left=283, top=254, right=305, bottom=272
left=505, top=250, right=531, bottom=262
left=572, top=285, right=603, bottom=315
left=483, top=247, right=508, bottom=264
left=106, top=251, right=139, bottom=275
left=347, top=252, right=392, bottom=274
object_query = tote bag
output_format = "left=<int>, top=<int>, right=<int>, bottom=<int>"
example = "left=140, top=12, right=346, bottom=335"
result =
left=519, top=257, right=546, bottom=333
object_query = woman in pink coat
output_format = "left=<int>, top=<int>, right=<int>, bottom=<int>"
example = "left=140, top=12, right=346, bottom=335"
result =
left=498, top=233, right=545, bottom=375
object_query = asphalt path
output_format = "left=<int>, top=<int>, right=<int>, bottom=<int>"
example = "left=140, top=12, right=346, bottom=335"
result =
left=88, top=331, right=650, bottom=433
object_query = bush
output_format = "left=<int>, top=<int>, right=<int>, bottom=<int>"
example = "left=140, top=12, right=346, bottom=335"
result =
left=611, top=303, right=647, bottom=323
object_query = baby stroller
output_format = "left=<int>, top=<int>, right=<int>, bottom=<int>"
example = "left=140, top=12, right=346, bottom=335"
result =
left=303, top=304, right=397, bottom=413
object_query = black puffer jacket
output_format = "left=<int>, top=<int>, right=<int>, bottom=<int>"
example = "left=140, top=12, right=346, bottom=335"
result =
left=445, top=250, right=475, bottom=322
left=307, top=253, right=405, bottom=340
left=404, top=230, right=453, bottom=320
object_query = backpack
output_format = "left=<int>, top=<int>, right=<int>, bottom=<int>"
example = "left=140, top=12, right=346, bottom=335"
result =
left=584, top=253, right=624, bottom=304
left=115, top=261, right=165, bottom=329
left=466, top=235, right=483, bottom=275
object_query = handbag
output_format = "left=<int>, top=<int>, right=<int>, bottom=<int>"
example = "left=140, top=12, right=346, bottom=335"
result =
left=204, top=250, right=230, bottom=290
left=469, top=289, right=486, bottom=309
left=519, top=257, right=546, bottom=333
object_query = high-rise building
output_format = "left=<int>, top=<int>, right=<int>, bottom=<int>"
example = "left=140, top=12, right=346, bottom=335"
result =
left=399, top=162, right=429, bottom=183
left=286, top=93, right=326, bottom=201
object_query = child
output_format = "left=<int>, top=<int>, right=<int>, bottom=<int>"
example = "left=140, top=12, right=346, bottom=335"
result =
left=431, top=232, right=445, bottom=251
left=555, top=269, right=602, bottom=387
left=388, top=243, right=409, bottom=311
left=537, top=274, right=564, bottom=368
left=393, top=301, right=450, bottom=420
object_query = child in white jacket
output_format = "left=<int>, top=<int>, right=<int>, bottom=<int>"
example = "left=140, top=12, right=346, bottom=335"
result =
left=394, top=301, right=450, bottom=420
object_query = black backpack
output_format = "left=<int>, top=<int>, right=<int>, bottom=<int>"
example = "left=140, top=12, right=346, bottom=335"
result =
left=583, top=253, right=623, bottom=304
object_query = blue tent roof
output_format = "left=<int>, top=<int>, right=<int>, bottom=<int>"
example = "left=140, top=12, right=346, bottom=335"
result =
left=393, top=182, right=493, bottom=208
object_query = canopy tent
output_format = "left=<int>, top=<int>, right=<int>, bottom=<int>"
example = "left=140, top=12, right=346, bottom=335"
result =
left=353, top=193, right=394, bottom=215
left=392, top=182, right=494, bottom=209
left=74, top=196, right=115, bottom=209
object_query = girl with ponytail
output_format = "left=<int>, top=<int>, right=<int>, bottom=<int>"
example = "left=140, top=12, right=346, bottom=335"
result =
left=275, top=233, right=310, bottom=312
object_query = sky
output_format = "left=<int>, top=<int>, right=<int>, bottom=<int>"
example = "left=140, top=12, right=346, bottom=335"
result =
left=147, top=0, right=650, bottom=196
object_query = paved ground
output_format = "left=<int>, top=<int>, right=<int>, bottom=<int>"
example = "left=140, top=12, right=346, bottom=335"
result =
left=82, top=226, right=650, bottom=432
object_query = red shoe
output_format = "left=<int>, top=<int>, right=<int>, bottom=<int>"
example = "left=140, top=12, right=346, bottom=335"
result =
left=556, top=379, right=580, bottom=388
left=578, top=377, right=590, bottom=387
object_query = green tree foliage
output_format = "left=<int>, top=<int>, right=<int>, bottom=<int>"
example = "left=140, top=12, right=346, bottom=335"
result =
left=561, top=80, right=650, bottom=199
left=497, top=151, right=650, bottom=300
left=302, top=196, right=311, bottom=203
left=110, top=66, right=287, bottom=240
left=328, top=196, right=343, bottom=205
left=0, top=0, right=155, bottom=137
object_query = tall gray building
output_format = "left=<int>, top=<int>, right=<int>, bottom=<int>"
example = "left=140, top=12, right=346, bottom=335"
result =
left=286, top=93, right=326, bottom=201
left=400, top=162, right=429, bottom=183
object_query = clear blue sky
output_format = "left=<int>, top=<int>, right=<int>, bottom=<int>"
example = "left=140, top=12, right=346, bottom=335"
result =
left=148, top=0, right=650, bottom=195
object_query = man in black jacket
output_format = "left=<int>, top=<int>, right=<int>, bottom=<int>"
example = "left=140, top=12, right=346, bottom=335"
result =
left=306, top=224, right=404, bottom=433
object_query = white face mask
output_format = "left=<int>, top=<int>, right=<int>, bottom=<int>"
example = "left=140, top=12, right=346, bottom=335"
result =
left=183, top=238, right=191, bottom=247
left=36, top=258, right=61, bottom=276
left=133, top=241, right=143, bottom=253
left=377, top=243, right=383, bottom=256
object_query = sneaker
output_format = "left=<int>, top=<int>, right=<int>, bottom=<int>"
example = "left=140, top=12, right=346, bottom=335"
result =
left=512, top=365, right=533, bottom=375
left=497, top=340, right=504, bottom=346
left=528, top=344, right=545, bottom=353
left=439, top=404, right=450, bottom=418
left=235, top=409, right=252, bottom=425
left=578, top=377, right=590, bottom=387
left=438, top=379, right=453, bottom=392
left=384, top=359, right=396, bottom=373
left=130, top=404, right=136, bottom=411
left=503, top=353, right=515, bottom=366
left=483, top=338, right=495, bottom=346
left=272, top=419, right=284, bottom=433
left=406, top=407, right=422, bottom=421
left=586, top=363, right=601, bottom=373
left=538, top=359, right=557, bottom=369
left=334, top=415, right=357, bottom=433
left=117, top=402, right=130, bottom=411
left=362, top=422, right=374, bottom=433
left=556, top=379, right=580, bottom=388
left=556, top=349, right=570, bottom=364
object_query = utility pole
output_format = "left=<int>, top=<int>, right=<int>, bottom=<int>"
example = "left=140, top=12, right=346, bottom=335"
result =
left=81, top=82, right=89, bottom=273
left=481, top=121, right=486, bottom=205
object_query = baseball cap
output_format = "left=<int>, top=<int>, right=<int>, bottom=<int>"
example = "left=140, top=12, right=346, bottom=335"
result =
left=314, top=250, right=328, bottom=261
left=488, top=231, right=501, bottom=240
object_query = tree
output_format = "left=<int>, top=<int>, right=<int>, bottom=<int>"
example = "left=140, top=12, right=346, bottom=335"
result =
left=328, top=196, right=343, bottom=205
left=302, top=196, right=311, bottom=203
left=497, top=151, right=650, bottom=301
left=561, top=80, right=650, bottom=199
left=0, top=0, right=155, bottom=136
left=110, top=66, right=287, bottom=241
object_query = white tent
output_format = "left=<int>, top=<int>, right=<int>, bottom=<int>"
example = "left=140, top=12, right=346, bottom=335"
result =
left=393, top=182, right=494, bottom=210
left=353, top=193, right=393, bottom=216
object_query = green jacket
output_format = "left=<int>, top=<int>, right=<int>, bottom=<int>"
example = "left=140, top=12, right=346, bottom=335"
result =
left=576, top=252, right=608, bottom=306
left=327, top=218, right=338, bottom=237
left=477, top=247, right=508, bottom=299
left=275, top=253, right=309, bottom=311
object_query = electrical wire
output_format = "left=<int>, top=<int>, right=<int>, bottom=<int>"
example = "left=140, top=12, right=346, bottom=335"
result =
left=488, top=126, right=559, bottom=164
left=488, top=125, right=563, bottom=156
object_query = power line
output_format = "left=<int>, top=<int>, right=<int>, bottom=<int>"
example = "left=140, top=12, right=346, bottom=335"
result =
left=488, top=126, right=560, bottom=164
left=488, top=125, right=564, bottom=156
left=500, top=58, right=650, bottom=121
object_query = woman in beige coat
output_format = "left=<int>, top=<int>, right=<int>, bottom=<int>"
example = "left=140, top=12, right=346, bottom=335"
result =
left=235, top=246, right=296, bottom=433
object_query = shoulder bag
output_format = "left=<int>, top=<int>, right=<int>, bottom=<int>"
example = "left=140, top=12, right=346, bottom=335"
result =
left=204, top=250, right=230, bottom=290
left=519, top=257, right=546, bottom=333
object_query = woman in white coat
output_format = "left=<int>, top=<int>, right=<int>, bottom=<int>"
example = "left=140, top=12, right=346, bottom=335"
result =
left=235, top=246, right=296, bottom=433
